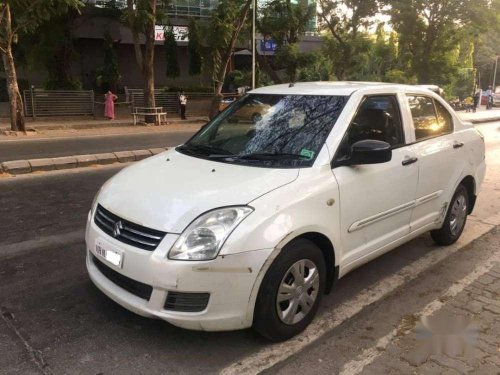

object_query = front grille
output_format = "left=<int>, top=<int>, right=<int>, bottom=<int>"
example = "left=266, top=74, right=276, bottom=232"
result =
left=92, top=255, right=153, bottom=301
left=164, top=292, right=210, bottom=312
left=94, top=204, right=167, bottom=251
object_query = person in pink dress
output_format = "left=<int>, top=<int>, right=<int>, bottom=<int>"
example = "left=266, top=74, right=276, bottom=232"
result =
left=104, top=91, right=118, bottom=120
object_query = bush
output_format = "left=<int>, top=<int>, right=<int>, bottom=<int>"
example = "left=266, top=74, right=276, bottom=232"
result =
left=0, top=78, right=30, bottom=102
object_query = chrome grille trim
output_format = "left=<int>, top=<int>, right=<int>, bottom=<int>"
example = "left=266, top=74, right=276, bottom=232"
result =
left=94, top=204, right=167, bottom=251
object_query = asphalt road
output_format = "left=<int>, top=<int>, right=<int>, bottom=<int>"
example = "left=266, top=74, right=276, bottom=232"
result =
left=0, top=121, right=499, bottom=374
left=0, top=130, right=196, bottom=162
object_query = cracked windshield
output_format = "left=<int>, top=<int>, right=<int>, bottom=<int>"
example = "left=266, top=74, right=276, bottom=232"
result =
left=179, top=94, right=348, bottom=167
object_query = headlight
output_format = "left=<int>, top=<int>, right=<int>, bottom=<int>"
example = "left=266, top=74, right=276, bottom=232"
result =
left=169, top=206, right=253, bottom=261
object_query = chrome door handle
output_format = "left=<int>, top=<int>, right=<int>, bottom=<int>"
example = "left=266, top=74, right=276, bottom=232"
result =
left=453, top=142, right=464, bottom=149
left=402, top=157, right=418, bottom=166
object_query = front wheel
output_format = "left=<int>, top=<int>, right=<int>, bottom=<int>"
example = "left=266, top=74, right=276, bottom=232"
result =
left=253, top=239, right=326, bottom=341
left=431, top=184, right=469, bottom=246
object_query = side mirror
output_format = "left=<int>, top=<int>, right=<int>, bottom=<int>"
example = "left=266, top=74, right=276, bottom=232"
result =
left=335, top=139, right=392, bottom=167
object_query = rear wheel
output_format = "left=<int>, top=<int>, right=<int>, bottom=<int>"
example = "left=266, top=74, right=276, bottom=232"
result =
left=431, top=184, right=469, bottom=246
left=253, top=239, right=326, bottom=341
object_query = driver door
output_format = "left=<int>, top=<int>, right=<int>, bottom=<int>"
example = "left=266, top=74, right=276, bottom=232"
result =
left=332, top=95, right=419, bottom=268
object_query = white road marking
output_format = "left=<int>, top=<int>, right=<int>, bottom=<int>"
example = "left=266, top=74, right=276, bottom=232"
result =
left=339, top=249, right=500, bottom=375
left=221, top=215, right=500, bottom=375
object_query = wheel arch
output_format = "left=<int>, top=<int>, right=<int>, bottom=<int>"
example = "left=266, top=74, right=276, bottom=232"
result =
left=459, top=175, right=476, bottom=214
left=277, top=231, right=338, bottom=295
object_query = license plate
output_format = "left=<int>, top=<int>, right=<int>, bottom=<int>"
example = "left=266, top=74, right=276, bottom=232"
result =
left=95, top=243, right=123, bottom=268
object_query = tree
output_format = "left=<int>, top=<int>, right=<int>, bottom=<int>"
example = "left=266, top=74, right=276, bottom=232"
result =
left=258, top=0, right=316, bottom=83
left=164, top=27, right=180, bottom=78
left=386, top=0, right=494, bottom=85
left=97, top=32, right=121, bottom=92
left=207, top=0, right=253, bottom=119
left=0, top=0, right=82, bottom=132
left=187, top=18, right=202, bottom=76
left=125, top=0, right=161, bottom=123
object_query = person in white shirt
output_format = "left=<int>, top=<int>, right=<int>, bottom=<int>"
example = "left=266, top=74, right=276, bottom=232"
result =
left=179, top=92, right=188, bottom=119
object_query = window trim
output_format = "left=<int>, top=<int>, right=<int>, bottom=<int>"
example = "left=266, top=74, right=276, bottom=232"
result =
left=331, top=94, right=407, bottom=168
left=405, top=93, right=454, bottom=144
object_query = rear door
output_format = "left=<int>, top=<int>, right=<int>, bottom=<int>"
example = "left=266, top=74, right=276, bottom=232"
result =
left=406, top=95, right=466, bottom=231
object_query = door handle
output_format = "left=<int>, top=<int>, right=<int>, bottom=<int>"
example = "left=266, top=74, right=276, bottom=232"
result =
left=453, top=142, right=464, bottom=149
left=402, top=157, right=418, bottom=166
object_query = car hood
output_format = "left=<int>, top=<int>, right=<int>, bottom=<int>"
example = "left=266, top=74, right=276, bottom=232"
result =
left=97, top=149, right=299, bottom=233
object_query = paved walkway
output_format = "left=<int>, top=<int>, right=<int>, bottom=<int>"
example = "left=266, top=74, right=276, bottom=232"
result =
left=361, top=257, right=500, bottom=374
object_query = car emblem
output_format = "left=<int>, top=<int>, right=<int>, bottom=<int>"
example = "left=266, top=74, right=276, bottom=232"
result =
left=113, top=221, right=123, bottom=237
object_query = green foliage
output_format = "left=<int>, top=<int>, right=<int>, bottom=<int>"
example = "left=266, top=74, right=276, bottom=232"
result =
left=259, top=0, right=316, bottom=46
left=224, top=70, right=246, bottom=90
left=275, top=44, right=318, bottom=82
left=385, top=0, right=491, bottom=85
left=258, top=0, right=317, bottom=83
left=164, top=28, right=180, bottom=78
left=204, top=0, right=250, bottom=83
left=188, top=19, right=202, bottom=76
left=1, top=0, right=83, bottom=38
left=96, top=33, right=121, bottom=92
left=318, top=0, right=379, bottom=80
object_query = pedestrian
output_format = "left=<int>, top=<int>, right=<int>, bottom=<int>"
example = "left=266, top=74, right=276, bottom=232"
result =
left=179, top=92, right=188, bottom=120
left=486, top=86, right=493, bottom=110
left=104, top=90, right=118, bottom=120
left=464, top=96, right=473, bottom=112
left=473, top=90, right=480, bottom=113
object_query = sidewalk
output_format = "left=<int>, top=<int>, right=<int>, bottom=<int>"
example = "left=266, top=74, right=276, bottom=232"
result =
left=0, top=115, right=208, bottom=134
left=458, top=107, right=500, bottom=124
left=361, top=253, right=500, bottom=374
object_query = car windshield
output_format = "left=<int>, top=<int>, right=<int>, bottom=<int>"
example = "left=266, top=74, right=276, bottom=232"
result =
left=178, top=94, right=348, bottom=168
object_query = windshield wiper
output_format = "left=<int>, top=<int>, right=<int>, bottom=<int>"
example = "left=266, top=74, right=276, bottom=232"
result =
left=236, top=152, right=310, bottom=161
left=178, top=144, right=234, bottom=157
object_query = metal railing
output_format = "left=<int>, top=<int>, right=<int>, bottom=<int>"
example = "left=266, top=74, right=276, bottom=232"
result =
left=23, top=89, right=95, bottom=118
left=126, top=89, right=180, bottom=114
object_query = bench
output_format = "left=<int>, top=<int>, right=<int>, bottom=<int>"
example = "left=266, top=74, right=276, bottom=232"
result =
left=133, top=107, right=168, bottom=125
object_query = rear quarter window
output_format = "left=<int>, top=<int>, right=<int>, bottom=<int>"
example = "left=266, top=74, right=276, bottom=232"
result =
left=407, top=95, right=453, bottom=141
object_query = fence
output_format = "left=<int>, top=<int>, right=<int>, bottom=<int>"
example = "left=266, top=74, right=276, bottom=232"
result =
left=23, top=89, right=95, bottom=118
left=126, top=89, right=214, bottom=115
left=126, top=89, right=179, bottom=114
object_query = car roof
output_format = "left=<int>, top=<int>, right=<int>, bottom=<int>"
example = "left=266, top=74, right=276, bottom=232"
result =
left=249, top=81, right=435, bottom=96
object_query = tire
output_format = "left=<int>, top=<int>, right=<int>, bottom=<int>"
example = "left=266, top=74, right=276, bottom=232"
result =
left=431, top=184, right=469, bottom=246
left=253, top=238, right=326, bottom=341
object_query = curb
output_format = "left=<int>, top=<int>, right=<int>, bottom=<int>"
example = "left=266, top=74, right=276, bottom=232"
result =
left=0, top=147, right=169, bottom=176
left=469, top=116, right=500, bottom=124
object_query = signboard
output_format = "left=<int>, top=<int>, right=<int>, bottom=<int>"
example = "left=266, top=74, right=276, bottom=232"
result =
left=155, top=26, right=189, bottom=42
left=260, top=39, right=278, bottom=52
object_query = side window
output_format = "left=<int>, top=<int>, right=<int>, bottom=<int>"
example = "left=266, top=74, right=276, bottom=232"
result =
left=336, top=95, right=405, bottom=160
left=407, top=95, right=452, bottom=141
left=434, top=100, right=453, bottom=133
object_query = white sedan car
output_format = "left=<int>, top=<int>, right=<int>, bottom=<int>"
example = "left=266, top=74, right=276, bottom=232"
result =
left=86, top=82, right=485, bottom=341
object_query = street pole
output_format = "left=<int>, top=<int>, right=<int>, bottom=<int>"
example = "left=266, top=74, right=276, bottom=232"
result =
left=493, top=56, right=499, bottom=90
left=252, top=0, right=256, bottom=90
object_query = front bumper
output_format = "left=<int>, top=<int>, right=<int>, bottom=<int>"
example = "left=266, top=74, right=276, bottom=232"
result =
left=85, top=213, right=273, bottom=331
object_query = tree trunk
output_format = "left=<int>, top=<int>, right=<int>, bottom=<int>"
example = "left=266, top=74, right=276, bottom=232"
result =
left=2, top=49, right=25, bottom=132
left=0, top=1, right=25, bottom=132
left=256, top=52, right=282, bottom=84
left=143, top=2, right=156, bottom=124
left=209, top=0, right=253, bottom=119
left=127, top=0, right=144, bottom=70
